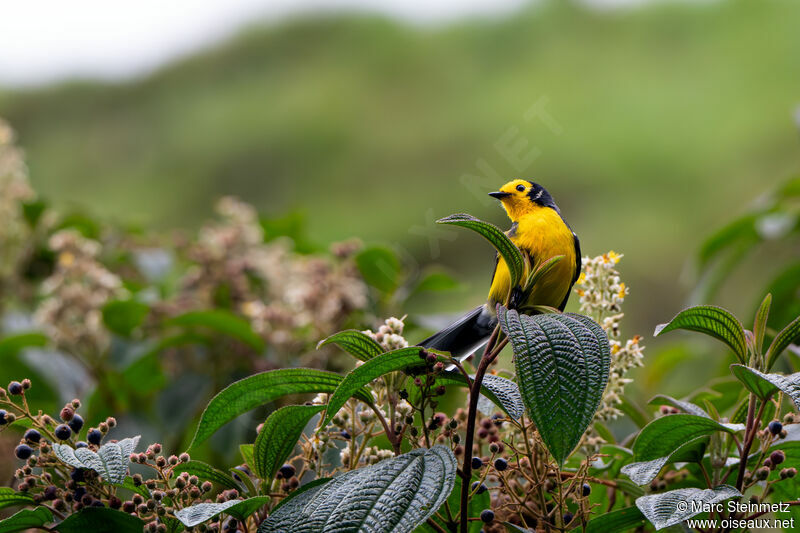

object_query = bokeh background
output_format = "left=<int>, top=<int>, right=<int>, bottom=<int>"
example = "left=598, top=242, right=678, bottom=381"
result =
left=1, top=0, right=799, bottom=450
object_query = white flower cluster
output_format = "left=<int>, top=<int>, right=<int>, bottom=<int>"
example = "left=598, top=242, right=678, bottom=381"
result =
left=179, top=196, right=368, bottom=359
left=35, top=230, right=126, bottom=356
left=362, top=316, right=408, bottom=352
left=574, top=252, right=645, bottom=448
left=340, top=445, right=394, bottom=467
left=0, top=120, right=36, bottom=285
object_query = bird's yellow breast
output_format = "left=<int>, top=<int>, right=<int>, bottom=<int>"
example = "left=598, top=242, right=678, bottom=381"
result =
left=488, top=207, right=576, bottom=309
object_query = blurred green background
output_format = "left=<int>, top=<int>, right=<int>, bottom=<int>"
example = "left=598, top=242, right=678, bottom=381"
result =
left=1, top=0, right=799, bottom=404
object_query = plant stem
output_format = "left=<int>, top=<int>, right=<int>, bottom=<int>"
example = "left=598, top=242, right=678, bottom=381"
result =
left=459, top=325, right=504, bottom=533
left=735, top=394, right=757, bottom=492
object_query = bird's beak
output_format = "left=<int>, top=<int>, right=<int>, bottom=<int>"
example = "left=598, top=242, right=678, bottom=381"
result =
left=488, top=191, right=511, bottom=200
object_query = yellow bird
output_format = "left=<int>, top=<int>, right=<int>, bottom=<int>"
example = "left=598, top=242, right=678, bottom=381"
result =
left=420, top=179, right=581, bottom=359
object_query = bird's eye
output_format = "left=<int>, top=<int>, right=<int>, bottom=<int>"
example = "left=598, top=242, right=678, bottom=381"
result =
left=516, top=184, right=526, bottom=192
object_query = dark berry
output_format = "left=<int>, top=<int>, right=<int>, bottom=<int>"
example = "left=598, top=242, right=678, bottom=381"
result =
left=582, top=483, right=591, bottom=496
left=8, top=381, right=23, bottom=395
left=24, top=429, right=41, bottom=444
left=771, top=450, right=786, bottom=465
left=471, top=457, right=483, bottom=470
left=87, top=429, right=103, bottom=445
left=480, top=509, right=495, bottom=523
left=279, top=464, right=296, bottom=479
left=71, top=469, right=87, bottom=483
left=75, top=441, right=88, bottom=448
left=494, top=458, right=508, bottom=471
left=0, top=409, right=7, bottom=425
left=69, top=415, right=84, bottom=433
left=471, top=481, right=487, bottom=494
left=54, top=424, right=72, bottom=440
left=769, top=420, right=783, bottom=436
left=399, top=389, right=409, bottom=400
left=15, top=444, right=33, bottom=460
left=340, top=430, right=351, bottom=440
left=564, top=512, right=574, bottom=524
left=43, top=486, right=58, bottom=500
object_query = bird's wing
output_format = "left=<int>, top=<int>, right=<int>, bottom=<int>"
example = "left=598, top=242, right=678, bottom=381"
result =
left=557, top=231, right=582, bottom=311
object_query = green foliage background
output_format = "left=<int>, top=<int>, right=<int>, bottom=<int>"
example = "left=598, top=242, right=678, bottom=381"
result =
left=1, top=0, right=799, bottom=399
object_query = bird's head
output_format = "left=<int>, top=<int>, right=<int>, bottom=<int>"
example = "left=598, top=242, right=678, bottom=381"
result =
left=489, top=179, right=558, bottom=220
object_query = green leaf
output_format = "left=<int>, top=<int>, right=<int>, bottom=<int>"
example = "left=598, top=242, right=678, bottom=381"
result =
left=697, top=214, right=758, bottom=269
left=730, top=364, right=800, bottom=409
left=630, top=414, right=742, bottom=463
left=53, top=436, right=140, bottom=484
left=190, top=368, right=372, bottom=449
left=0, top=507, right=52, bottom=533
left=322, top=347, right=426, bottom=427
left=175, top=497, right=269, bottom=527
left=754, top=293, right=772, bottom=356
left=254, top=405, right=324, bottom=481
left=172, top=461, right=239, bottom=490
left=240, top=444, right=255, bottom=472
left=437, top=213, right=525, bottom=289
left=411, top=271, right=460, bottom=294
left=355, top=246, right=402, bottom=294
left=522, top=255, right=563, bottom=295
left=434, top=371, right=524, bottom=420
left=0, top=488, right=34, bottom=510
left=621, top=436, right=708, bottom=486
left=635, top=485, right=741, bottom=530
left=102, top=299, right=149, bottom=337
left=167, top=309, right=264, bottom=351
left=497, top=308, right=610, bottom=465
left=317, top=330, right=384, bottom=361
left=766, top=314, right=800, bottom=370
left=259, top=446, right=456, bottom=533
left=648, top=395, right=709, bottom=418
left=0, top=332, right=48, bottom=359
left=654, top=305, right=748, bottom=363
left=585, top=506, right=646, bottom=533
left=56, top=507, right=144, bottom=533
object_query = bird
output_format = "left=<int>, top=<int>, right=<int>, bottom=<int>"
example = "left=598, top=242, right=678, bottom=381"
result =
left=419, top=179, right=581, bottom=360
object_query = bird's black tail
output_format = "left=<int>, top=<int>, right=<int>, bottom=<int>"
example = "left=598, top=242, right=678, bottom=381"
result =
left=418, top=305, right=497, bottom=361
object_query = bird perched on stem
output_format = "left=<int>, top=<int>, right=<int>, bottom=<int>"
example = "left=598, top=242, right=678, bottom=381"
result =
left=419, top=179, right=581, bottom=359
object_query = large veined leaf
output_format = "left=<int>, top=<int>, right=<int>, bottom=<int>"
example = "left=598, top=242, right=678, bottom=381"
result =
left=317, top=330, right=384, bottom=361
left=635, top=485, right=741, bottom=530
left=730, top=364, right=800, bottom=409
left=0, top=507, right=52, bottom=533
left=497, top=307, right=610, bottom=465
left=621, top=436, right=708, bottom=486
left=654, top=306, right=747, bottom=364
left=630, top=414, right=742, bottom=463
left=585, top=506, right=646, bottom=533
left=167, top=309, right=265, bottom=351
left=175, top=497, right=270, bottom=527
left=322, top=347, right=428, bottom=426
left=437, top=213, right=525, bottom=289
left=766, top=315, right=800, bottom=370
left=254, top=405, right=324, bottom=481
left=53, top=436, right=140, bottom=484
left=434, top=371, right=524, bottom=420
left=56, top=507, right=143, bottom=533
left=259, top=446, right=456, bottom=533
left=190, top=368, right=372, bottom=448
left=0, top=488, right=34, bottom=510
left=172, top=460, right=239, bottom=490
